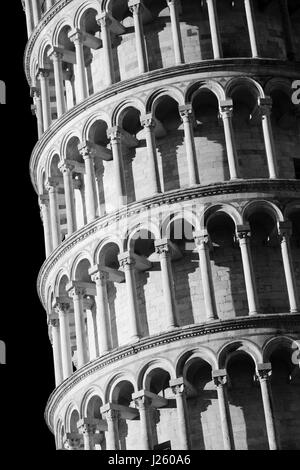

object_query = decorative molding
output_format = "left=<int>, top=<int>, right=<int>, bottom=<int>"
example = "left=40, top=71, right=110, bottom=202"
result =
left=44, top=313, right=300, bottom=432
left=37, top=179, right=300, bottom=308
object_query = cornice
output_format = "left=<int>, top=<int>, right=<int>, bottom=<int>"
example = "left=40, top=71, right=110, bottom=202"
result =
left=28, top=58, right=300, bottom=193
left=37, top=179, right=300, bottom=308
left=44, top=313, right=300, bottom=432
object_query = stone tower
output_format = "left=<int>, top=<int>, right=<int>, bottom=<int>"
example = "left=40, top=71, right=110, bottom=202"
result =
left=23, top=0, right=300, bottom=450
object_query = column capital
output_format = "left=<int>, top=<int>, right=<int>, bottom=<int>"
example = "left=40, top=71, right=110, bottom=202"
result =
left=89, top=264, right=109, bottom=283
left=38, top=193, right=49, bottom=206
left=49, top=317, right=59, bottom=328
left=66, top=282, right=86, bottom=298
left=58, top=160, right=75, bottom=174
left=258, top=96, right=273, bottom=116
left=78, top=140, right=94, bottom=160
left=212, top=369, right=227, bottom=386
left=46, top=177, right=60, bottom=191
left=236, top=223, right=251, bottom=240
left=118, top=252, right=136, bottom=269
left=128, top=0, right=143, bottom=14
left=166, top=0, right=180, bottom=6
left=107, top=126, right=122, bottom=143
left=101, top=403, right=121, bottom=421
left=154, top=238, right=171, bottom=255
left=278, top=220, right=292, bottom=239
left=48, top=46, right=64, bottom=61
left=256, top=362, right=272, bottom=380
left=64, top=433, right=81, bottom=450
left=132, top=392, right=152, bottom=410
left=219, top=99, right=234, bottom=118
left=77, top=418, right=98, bottom=434
left=38, top=68, right=50, bottom=79
left=169, top=377, right=185, bottom=395
left=96, top=12, right=112, bottom=29
left=193, top=230, right=211, bottom=248
left=140, top=113, right=156, bottom=129
left=179, top=104, right=194, bottom=120
left=53, top=298, right=71, bottom=315
left=30, top=86, right=40, bottom=98
left=68, top=28, right=85, bottom=44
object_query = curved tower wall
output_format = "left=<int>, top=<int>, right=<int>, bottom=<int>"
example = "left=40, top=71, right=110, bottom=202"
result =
left=23, top=0, right=300, bottom=450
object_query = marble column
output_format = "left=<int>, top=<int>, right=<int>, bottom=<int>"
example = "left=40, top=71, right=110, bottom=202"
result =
left=206, top=0, right=223, bottom=59
left=257, top=363, right=278, bottom=450
left=179, top=104, right=198, bottom=186
left=39, top=194, right=53, bottom=256
left=49, top=47, right=66, bottom=118
left=49, top=318, right=63, bottom=387
left=170, top=378, right=190, bottom=450
left=141, top=114, right=160, bottom=194
left=107, top=127, right=125, bottom=206
left=30, top=87, right=43, bottom=138
left=67, top=284, right=89, bottom=368
left=97, top=13, right=115, bottom=86
left=89, top=266, right=112, bottom=355
left=118, top=253, right=141, bottom=341
left=167, top=0, right=184, bottom=64
left=46, top=178, right=61, bottom=249
left=58, top=161, right=76, bottom=236
left=244, top=0, right=259, bottom=57
left=258, top=97, right=278, bottom=179
left=155, top=240, right=178, bottom=329
left=102, top=408, right=120, bottom=450
left=54, top=300, right=73, bottom=380
left=278, top=221, right=299, bottom=313
left=32, top=0, right=41, bottom=26
left=68, top=29, right=88, bottom=102
left=212, top=369, right=232, bottom=450
left=129, top=0, right=148, bottom=73
left=45, top=0, right=54, bottom=11
left=38, top=68, right=51, bottom=131
left=133, top=396, right=152, bottom=450
left=236, top=225, right=260, bottom=316
left=24, top=0, right=33, bottom=37
left=220, top=100, right=239, bottom=180
left=78, top=141, right=98, bottom=223
left=78, top=420, right=96, bottom=450
left=194, top=231, right=218, bottom=321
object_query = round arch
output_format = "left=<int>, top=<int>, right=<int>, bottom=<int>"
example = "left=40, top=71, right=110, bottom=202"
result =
left=217, top=339, right=263, bottom=369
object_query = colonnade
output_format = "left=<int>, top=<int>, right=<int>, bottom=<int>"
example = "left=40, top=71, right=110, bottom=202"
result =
left=48, top=229, right=299, bottom=389
left=38, top=95, right=281, bottom=257
left=27, top=0, right=296, bottom=131
left=61, top=363, right=280, bottom=450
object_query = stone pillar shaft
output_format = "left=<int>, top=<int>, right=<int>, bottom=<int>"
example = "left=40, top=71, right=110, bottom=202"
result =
left=97, top=14, right=115, bottom=85
left=179, top=105, right=198, bottom=186
left=220, top=101, right=239, bottom=180
left=68, top=286, right=88, bottom=368
left=32, top=0, right=40, bottom=26
left=24, top=0, right=33, bottom=36
left=170, top=379, right=190, bottom=450
left=141, top=115, right=159, bottom=194
left=55, top=303, right=73, bottom=380
left=39, top=70, right=51, bottom=131
left=90, top=268, right=111, bottom=355
left=244, top=0, right=259, bottom=57
left=118, top=254, right=140, bottom=341
left=69, top=30, right=88, bottom=102
left=51, top=50, right=66, bottom=118
left=59, top=162, right=76, bottom=236
left=167, top=0, right=184, bottom=64
left=47, top=181, right=61, bottom=249
left=155, top=241, right=177, bottom=329
left=279, top=223, right=299, bottom=313
left=50, top=319, right=63, bottom=387
left=108, top=127, right=125, bottom=206
left=257, top=365, right=278, bottom=450
left=129, top=1, right=148, bottom=73
left=259, top=98, right=278, bottom=179
left=79, top=143, right=98, bottom=223
left=206, top=0, right=222, bottom=59
left=194, top=232, right=217, bottom=321
left=39, top=195, right=53, bottom=256
left=237, top=226, right=260, bottom=315
left=213, top=371, right=232, bottom=450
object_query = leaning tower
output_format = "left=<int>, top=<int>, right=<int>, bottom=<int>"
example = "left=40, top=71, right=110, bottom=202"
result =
left=23, top=0, right=300, bottom=450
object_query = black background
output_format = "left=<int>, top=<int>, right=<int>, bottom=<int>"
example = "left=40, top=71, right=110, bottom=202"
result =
left=0, top=1, right=55, bottom=452
left=0, top=1, right=296, bottom=461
